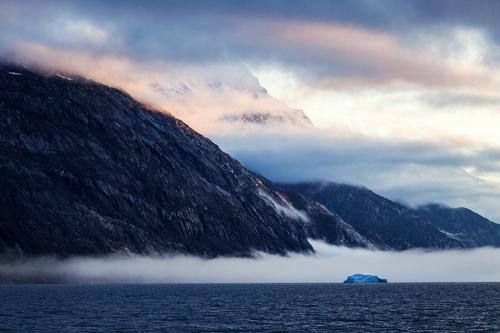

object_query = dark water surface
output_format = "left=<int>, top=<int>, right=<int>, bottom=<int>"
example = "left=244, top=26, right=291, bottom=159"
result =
left=0, top=283, right=499, bottom=332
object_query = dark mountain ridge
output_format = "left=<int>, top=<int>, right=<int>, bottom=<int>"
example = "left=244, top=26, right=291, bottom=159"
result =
left=281, top=182, right=500, bottom=250
left=416, top=204, right=500, bottom=247
left=0, top=64, right=316, bottom=258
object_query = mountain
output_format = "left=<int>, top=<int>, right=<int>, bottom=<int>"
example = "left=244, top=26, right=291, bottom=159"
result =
left=416, top=204, right=500, bottom=247
left=281, top=182, right=466, bottom=250
left=274, top=186, right=374, bottom=248
left=2, top=63, right=496, bottom=259
left=0, top=63, right=314, bottom=258
left=148, top=63, right=312, bottom=128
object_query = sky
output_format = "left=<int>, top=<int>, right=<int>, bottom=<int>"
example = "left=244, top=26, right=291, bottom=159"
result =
left=1, top=0, right=500, bottom=220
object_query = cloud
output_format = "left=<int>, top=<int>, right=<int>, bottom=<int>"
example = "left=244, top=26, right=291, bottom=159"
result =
left=1, top=0, right=498, bottom=90
left=6, top=43, right=311, bottom=134
left=1, top=240, right=500, bottom=283
left=214, top=128, right=500, bottom=222
left=421, top=92, right=500, bottom=108
left=250, top=20, right=494, bottom=89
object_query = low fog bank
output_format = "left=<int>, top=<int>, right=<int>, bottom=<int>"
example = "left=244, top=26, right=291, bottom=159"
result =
left=1, top=240, right=500, bottom=283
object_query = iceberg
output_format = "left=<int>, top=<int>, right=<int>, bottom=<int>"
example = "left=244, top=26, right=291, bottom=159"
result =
left=343, top=274, right=388, bottom=283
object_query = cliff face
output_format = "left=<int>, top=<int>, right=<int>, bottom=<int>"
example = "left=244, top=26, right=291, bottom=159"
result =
left=275, top=187, right=374, bottom=248
left=0, top=64, right=313, bottom=258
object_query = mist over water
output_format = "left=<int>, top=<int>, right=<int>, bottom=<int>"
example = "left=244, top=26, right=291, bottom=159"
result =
left=1, top=240, right=500, bottom=283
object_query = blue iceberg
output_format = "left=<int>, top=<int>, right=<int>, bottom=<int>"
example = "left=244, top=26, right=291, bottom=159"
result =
left=343, top=274, right=388, bottom=283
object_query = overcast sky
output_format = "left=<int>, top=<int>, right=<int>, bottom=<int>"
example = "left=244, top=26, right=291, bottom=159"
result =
left=2, top=0, right=500, bottom=220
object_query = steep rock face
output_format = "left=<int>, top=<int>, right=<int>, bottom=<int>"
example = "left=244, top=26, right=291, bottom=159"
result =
left=282, top=183, right=464, bottom=250
left=275, top=187, right=374, bottom=248
left=0, top=64, right=313, bottom=258
left=417, top=204, right=500, bottom=247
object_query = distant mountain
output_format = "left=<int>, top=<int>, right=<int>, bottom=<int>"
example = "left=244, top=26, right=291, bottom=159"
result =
left=0, top=63, right=314, bottom=258
left=281, top=182, right=468, bottom=250
left=150, top=63, right=312, bottom=127
left=416, top=204, right=500, bottom=247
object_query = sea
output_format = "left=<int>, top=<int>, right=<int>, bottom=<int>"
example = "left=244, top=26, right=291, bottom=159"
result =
left=0, top=283, right=499, bottom=332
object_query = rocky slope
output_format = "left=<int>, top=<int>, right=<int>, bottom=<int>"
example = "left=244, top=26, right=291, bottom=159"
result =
left=281, top=183, right=467, bottom=250
left=275, top=186, right=374, bottom=248
left=417, top=204, right=500, bottom=247
left=0, top=64, right=316, bottom=258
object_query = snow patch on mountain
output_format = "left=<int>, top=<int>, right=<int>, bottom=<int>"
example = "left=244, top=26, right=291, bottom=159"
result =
left=55, top=74, right=73, bottom=80
left=258, top=189, right=310, bottom=222
left=438, top=229, right=464, bottom=241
